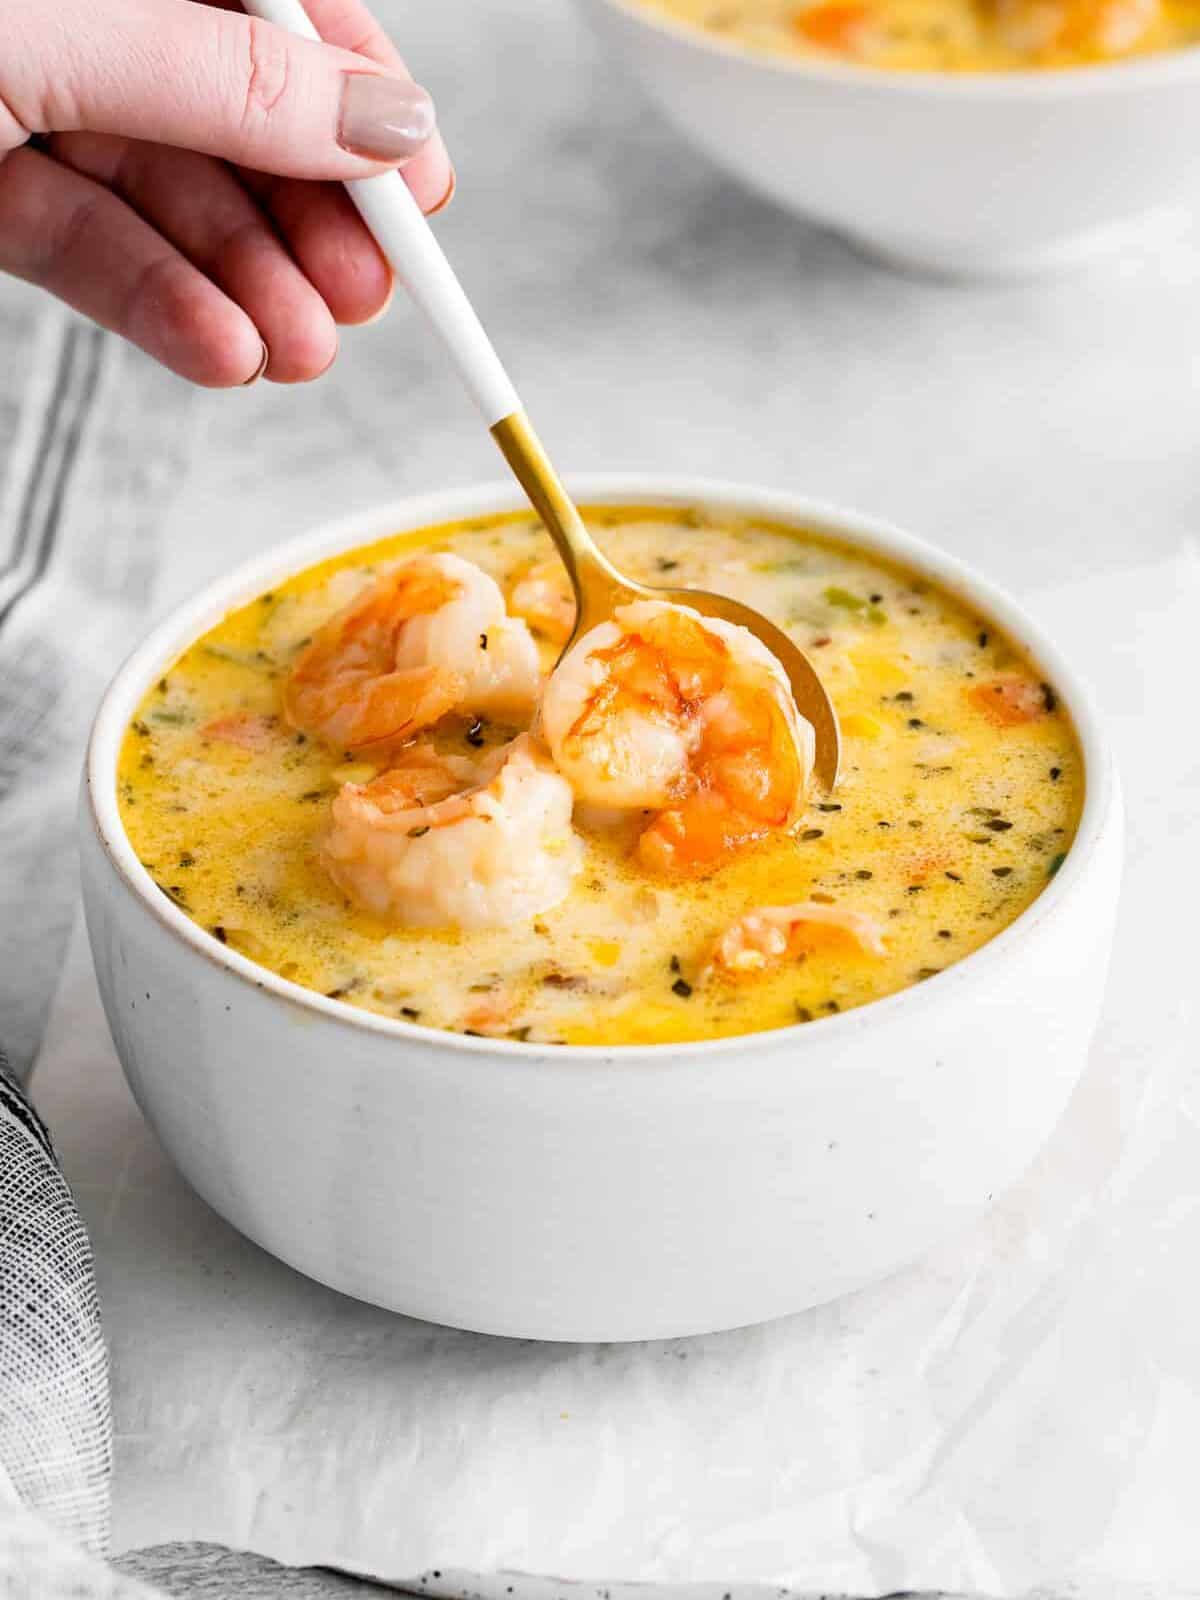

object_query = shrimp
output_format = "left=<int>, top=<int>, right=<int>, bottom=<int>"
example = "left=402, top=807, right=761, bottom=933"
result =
left=541, top=599, right=814, bottom=874
left=321, top=733, right=583, bottom=929
left=991, top=0, right=1160, bottom=54
left=508, top=559, right=576, bottom=647
left=284, top=554, right=540, bottom=754
left=707, top=902, right=888, bottom=977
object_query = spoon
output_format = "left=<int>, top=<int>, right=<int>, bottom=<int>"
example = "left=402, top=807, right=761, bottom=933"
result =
left=244, top=0, right=840, bottom=792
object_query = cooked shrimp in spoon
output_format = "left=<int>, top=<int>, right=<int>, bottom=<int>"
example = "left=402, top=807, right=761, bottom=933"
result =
left=542, top=599, right=815, bottom=874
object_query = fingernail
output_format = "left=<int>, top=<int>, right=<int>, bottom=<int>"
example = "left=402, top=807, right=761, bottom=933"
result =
left=242, top=342, right=269, bottom=386
left=338, top=75, right=437, bottom=162
left=360, top=282, right=395, bottom=328
left=427, top=165, right=457, bottom=217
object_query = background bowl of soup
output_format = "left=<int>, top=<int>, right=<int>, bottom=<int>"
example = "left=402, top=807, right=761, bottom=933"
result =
left=579, top=0, right=1200, bottom=276
left=81, top=479, right=1122, bottom=1342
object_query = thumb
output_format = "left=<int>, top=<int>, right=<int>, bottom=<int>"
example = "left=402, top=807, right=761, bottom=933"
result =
left=4, top=0, right=438, bottom=179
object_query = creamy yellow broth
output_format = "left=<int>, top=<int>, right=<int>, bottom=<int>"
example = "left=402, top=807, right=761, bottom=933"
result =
left=639, top=0, right=1200, bottom=69
left=118, top=508, right=1082, bottom=1046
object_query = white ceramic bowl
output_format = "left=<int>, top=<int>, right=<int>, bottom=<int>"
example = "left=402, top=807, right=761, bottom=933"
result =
left=580, top=0, right=1200, bottom=276
left=81, top=479, right=1122, bottom=1342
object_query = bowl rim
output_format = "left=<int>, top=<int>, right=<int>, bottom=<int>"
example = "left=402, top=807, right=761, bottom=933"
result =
left=589, top=0, right=1200, bottom=96
left=85, top=475, right=1117, bottom=1065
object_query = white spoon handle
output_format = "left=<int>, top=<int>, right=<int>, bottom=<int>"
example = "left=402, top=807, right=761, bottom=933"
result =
left=241, top=0, right=520, bottom=426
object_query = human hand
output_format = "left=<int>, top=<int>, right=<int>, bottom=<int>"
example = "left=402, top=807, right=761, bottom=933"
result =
left=0, top=0, right=453, bottom=386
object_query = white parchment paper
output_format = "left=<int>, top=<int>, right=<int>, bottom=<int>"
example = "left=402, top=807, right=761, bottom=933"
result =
left=33, top=548, right=1200, bottom=1597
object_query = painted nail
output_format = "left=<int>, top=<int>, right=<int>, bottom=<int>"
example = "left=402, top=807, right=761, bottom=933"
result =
left=427, top=165, right=457, bottom=217
left=338, top=75, right=437, bottom=162
left=242, top=342, right=269, bottom=386
left=360, top=283, right=396, bottom=328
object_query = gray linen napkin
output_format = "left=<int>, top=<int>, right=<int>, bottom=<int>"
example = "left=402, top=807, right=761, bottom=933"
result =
left=0, top=288, right=188, bottom=1595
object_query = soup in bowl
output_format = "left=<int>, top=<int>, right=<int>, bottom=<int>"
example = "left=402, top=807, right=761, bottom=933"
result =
left=579, top=0, right=1200, bottom=275
left=81, top=480, right=1121, bottom=1341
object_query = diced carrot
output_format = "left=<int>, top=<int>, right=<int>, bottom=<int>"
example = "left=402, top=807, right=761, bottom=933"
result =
left=200, top=713, right=278, bottom=751
left=966, top=676, right=1048, bottom=727
left=793, top=1, right=872, bottom=52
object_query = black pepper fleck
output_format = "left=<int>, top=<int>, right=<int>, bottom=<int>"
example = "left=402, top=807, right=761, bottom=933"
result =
left=672, top=978, right=693, bottom=999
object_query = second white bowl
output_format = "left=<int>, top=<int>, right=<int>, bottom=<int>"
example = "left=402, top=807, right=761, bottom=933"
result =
left=582, top=0, right=1200, bottom=277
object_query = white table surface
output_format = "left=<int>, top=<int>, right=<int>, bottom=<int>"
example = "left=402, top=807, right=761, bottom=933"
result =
left=5, top=0, right=1200, bottom=1588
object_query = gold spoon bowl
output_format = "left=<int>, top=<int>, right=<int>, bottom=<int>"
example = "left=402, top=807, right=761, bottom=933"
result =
left=493, top=410, right=841, bottom=794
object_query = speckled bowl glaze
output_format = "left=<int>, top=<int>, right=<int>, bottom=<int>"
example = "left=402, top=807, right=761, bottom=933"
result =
left=81, top=479, right=1122, bottom=1342
left=580, top=0, right=1200, bottom=277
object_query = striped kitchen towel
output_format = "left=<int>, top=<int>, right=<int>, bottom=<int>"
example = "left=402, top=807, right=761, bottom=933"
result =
left=0, top=288, right=190, bottom=1596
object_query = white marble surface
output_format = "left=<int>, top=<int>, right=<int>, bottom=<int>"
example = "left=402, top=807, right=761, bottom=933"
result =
left=7, top=0, right=1200, bottom=1589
